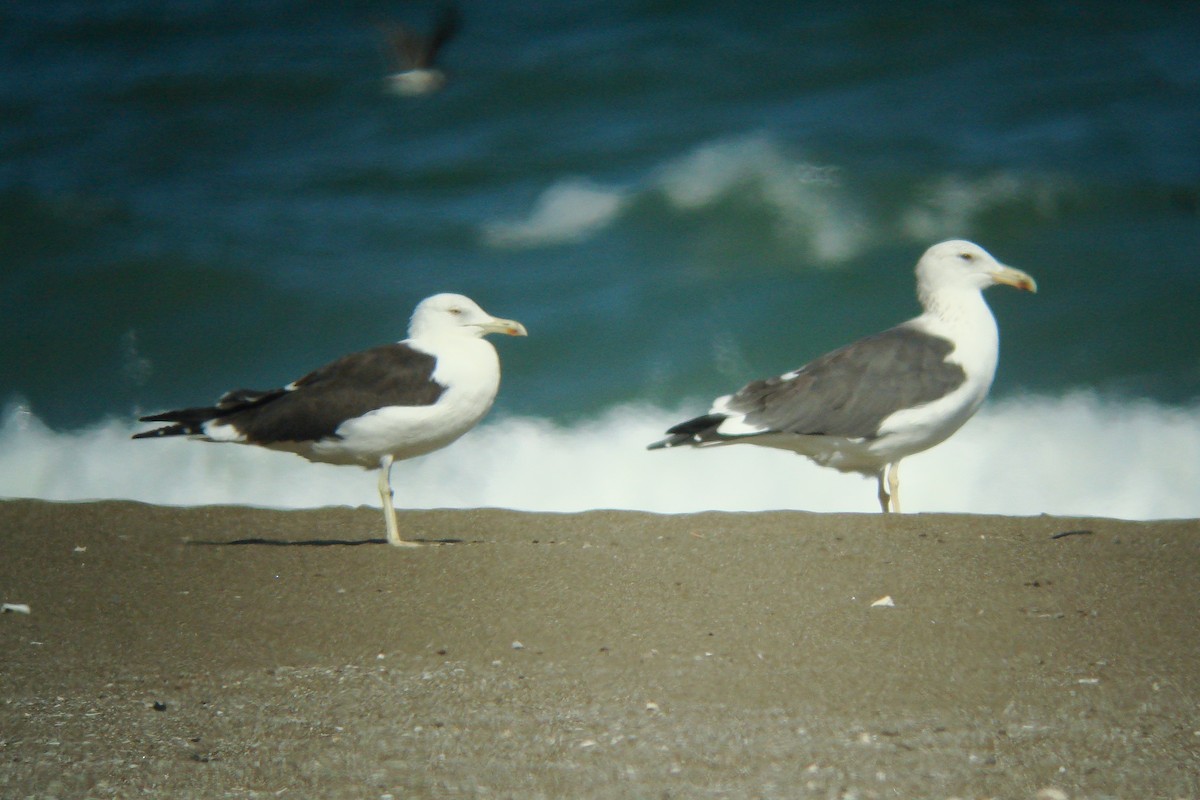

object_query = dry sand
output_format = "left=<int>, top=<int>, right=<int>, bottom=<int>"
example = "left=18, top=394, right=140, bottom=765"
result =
left=1, top=498, right=1198, bottom=798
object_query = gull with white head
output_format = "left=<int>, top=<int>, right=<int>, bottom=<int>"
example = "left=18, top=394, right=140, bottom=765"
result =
left=649, top=241, right=1036, bottom=513
left=135, top=293, right=526, bottom=546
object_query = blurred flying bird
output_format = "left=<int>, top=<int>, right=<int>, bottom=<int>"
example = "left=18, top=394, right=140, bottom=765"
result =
left=379, top=5, right=462, bottom=96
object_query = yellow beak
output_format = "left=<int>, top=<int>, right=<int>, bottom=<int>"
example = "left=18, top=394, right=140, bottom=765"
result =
left=990, top=265, right=1037, bottom=293
left=484, top=317, right=528, bottom=337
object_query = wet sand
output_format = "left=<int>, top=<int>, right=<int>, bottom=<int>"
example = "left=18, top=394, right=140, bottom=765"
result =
left=2, top=499, right=1198, bottom=798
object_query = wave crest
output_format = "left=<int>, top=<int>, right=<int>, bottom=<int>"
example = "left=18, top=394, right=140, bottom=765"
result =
left=479, top=132, right=1074, bottom=267
left=482, top=178, right=630, bottom=248
left=3, top=393, right=1197, bottom=521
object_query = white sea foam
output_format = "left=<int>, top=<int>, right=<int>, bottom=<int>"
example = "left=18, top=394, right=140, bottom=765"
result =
left=654, top=134, right=867, bottom=264
left=900, top=172, right=1070, bottom=242
left=2, top=393, right=1197, bottom=521
left=482, top=178, right=631, bottom=247
left=481, top=133, right=866, bottom=263
left=480, top=132, right=1072, bottom=265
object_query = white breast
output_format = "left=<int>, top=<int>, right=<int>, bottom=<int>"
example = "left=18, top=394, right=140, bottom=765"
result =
left=311, top=337, right=501, bottom=467
left=868, top=299, right=1000, bottom=465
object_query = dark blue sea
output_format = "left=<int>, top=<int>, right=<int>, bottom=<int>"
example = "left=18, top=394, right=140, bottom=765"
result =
left=3, top=1, right=1199, bottom=518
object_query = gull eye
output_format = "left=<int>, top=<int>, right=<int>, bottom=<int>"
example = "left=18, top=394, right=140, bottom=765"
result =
left=959, top=252, right=975, bottom=262
left=448, top=306, right=463, bottom=315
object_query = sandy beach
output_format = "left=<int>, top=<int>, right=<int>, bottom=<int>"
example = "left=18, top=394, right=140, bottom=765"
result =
left=1, top=499, right=1198, bottom=798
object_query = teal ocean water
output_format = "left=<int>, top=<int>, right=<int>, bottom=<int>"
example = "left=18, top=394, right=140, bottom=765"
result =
left=3, top=1, right=1199, bottom=518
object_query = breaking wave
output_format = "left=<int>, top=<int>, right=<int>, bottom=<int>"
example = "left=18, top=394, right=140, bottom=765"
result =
left=2, top=392, right=1197, bottom=521
left=480, top=132, right=1073, bottom=266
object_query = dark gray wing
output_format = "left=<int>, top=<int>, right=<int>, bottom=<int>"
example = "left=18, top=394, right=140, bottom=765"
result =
left=425, top=5, right=461, bottom=64
left=724, top=323, right=965, bottom=439
left=381, top=24, right=425, bottom=69
left=380, top=6, right=460, bottom=69
left=226, top=343, right=445, bottom=444
left=136, top=343, right=445, bottom=444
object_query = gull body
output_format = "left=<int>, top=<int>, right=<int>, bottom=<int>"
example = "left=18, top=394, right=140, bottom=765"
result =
left=135, top=293, right=526, bottom=546
left=649, top=241, right=1036, bottom=512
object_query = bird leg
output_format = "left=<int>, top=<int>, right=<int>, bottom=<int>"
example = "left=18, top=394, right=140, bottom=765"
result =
left=876, top=462, right=901, bottom=513
left=887, top=461, right=901, bottom=513
left=876, top=468, right=891, bottom=513
left=378, top=454, right=418, bottom=547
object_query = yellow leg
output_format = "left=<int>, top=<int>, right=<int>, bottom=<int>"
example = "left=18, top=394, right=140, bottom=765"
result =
left=888, top=461, right=901, bottom=514
left=378, top=454, right=418, bottom=547
left=876, top=462, right=902, bottom=513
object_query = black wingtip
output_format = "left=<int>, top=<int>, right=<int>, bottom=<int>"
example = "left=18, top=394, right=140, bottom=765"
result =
left=131, top=424, right=188, bottom=440
left=131, top=427, right=166, bottom=440
left=132, top=411, right=209, bottom=438
left=648, top=413, right=729, bottom=450
left=647, top=433, right=700, bottom=450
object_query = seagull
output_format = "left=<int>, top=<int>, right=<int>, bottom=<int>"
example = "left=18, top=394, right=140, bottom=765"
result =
left=379, top=5, right=462, bottom=96
left=648, top=240, right=1037, bottom=513
left=134, top=294, right=527, bottom=546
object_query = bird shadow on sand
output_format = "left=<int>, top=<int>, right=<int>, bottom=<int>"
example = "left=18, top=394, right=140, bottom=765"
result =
left=187, top=536, right=472, bottom=547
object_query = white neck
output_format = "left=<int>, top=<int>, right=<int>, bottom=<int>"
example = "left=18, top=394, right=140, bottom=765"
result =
left=918, top=285, right=1000, bottom=381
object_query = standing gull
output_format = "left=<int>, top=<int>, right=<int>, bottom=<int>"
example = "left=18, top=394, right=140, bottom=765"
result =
left=379, top=5, right=462, bottom=96
left=649, top=240, right=1036, bottom=513
left=134, top=294, right=526, bottom=546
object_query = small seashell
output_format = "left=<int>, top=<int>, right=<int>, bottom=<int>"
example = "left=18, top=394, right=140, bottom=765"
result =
left=1, top=603, right=31, bottom=614
left=870, top=595, right=895, bottom=608
left=511, top=641, right=524, bottom=650
left=1035, top=789, right=1069, bottom=800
